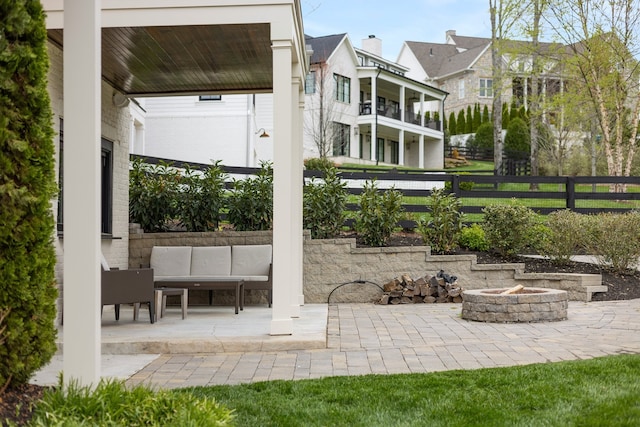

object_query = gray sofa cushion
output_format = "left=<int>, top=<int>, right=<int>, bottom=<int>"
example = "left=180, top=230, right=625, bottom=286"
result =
left=231, top=244, right=272, bottom=277
left=150, top=246, right=192, bottom=277
left=191, top=246, right=231, bottom=276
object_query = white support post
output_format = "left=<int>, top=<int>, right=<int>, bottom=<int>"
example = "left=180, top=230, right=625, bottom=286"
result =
left=63, top=0, right=101, bottom=387
left=289, top=74, right=301, bottom=318
left=293, top=81, right=305, bottom=311
left=271, top=32, right=294, bottom=335
left=371, top=77, right=377, bottom=162
left=398, top=129, right=405, bottom=166
left=419, top=135, right=425, bottom=169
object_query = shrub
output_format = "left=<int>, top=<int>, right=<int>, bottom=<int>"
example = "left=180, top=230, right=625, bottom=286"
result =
left=178, top=162, right=227, bottom=232
left=227, top=162, right=273, bottom=231
left=355, top=179, right=404, bottom=247
left=304, top=157, right=336, bottom=172
left=583, top=212, right=640, bottom=273
left=458, top=224, right=489, bottom=252
left=30, top=379, right=234, bottom=426
left=482, top=202, right=541, bottom=258
left=417, top=188, right=463, bottom=254
left=504, top=117, right=530, bottom=159
left=0, top=0, right=58, bottom=390
left=470, top=121, right=494, bottom=154
left=129, top=158, right=180, bottom=232
left=303, top=166, right=347, bottom=239
left=542, top=210, right=586, bottom=265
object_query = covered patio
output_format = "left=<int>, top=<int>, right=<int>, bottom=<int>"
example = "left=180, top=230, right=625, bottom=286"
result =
left=42, top=0, right=309, bottom=386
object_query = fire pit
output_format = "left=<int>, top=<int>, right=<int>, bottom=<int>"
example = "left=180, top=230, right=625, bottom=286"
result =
left=461, top=286, right=568, bottom=323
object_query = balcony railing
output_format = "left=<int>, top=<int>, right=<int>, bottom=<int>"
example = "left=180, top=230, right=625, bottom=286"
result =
left=359, top=102, right=441, bottom=131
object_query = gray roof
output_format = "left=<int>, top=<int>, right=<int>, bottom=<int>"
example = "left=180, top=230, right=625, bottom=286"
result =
left=305, top=33, right=347, bottom=64
left=405, top=39, right=490, bottom=79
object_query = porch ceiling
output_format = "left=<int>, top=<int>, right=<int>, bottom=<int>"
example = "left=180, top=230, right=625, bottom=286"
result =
left=47, top=24, right=273, bottom=97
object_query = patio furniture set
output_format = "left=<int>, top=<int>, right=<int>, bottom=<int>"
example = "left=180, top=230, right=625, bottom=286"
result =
left=101, top=244, right=273, bottom=323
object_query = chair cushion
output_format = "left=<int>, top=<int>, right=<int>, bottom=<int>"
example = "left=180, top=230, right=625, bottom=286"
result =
left=191, top=246, right=231, bottom=276
left=150, top=246, right=192, bottom=277
left=231, top=245, right=272, bottom=276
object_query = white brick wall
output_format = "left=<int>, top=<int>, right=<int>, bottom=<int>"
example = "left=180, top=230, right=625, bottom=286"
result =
left=48, top=41, right=132, bottom=301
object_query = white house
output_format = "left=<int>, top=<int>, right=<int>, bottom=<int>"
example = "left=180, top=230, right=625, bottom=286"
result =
left=137, top=34, right=448, bottom=170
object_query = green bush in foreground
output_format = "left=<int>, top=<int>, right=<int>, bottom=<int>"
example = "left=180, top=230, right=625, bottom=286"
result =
left=482, top=202, right=542, bottom=258
left=417, top=188, right=463, bottom=254
left=0, top=0, right=58, bottom=389
left=355, top=179, right=403, bottom=247
left=542, top=209, right=586, bottom=265
left=583, top=211, right=640, bottom=273
left=303, top=166, right=347, bottom=239
left=29, top=379, right=233, bottom=427
left=458, top=223, right=489, bottom=252
left=227, top=162, right=273, bottom=231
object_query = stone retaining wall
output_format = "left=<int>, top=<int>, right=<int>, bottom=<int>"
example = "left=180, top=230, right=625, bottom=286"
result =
left=128, top=230, right=603, bottom=306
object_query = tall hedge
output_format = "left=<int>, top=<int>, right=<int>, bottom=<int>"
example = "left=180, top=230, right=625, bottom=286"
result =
left=0, top=0, right=58, bottom=390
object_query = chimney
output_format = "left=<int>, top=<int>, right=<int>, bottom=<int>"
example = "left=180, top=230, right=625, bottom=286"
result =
left=362, top=35, right=382, bottom=57
left=446, top=30, right=456, bottom=40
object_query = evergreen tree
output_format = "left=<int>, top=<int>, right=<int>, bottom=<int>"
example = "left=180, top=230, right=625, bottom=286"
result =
left=465, top=105, right=473, bottom=133
left=482, top=105, right=490, bottom=124
left=501, top=102, right=510, bottom=130
left=473, top=103, right=481, bottom=131
left=504, top=117, right=531, bottom=159
left=448, top=111, right=457, bottom=136
left=0, top=0, right=58, bottom=389
left=456, top=109, right=466, bottom=134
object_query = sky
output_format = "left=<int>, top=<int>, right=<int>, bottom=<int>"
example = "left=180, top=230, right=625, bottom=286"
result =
left=301, top=0, right=494, bottom=60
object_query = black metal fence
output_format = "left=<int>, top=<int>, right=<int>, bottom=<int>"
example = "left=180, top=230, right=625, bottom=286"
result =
left=131, top=154, right=640, bottom=227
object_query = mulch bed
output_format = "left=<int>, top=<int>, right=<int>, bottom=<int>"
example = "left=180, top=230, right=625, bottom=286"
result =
left=3, top=231, right=639, bottom=425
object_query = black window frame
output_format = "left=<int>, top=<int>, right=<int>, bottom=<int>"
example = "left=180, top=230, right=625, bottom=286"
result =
left=332, top=122, right=350, bottom=156
left=56, top=118, right=114, bottom=235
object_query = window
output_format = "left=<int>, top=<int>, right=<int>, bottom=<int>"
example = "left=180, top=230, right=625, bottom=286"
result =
left=332, top=122, right=350, bottom=156
left=458, top=79, right=465, bottom=99
left=334, top=74, right=351, bottom=103
left=377, top=96, right=386, bottom=112
left=376, top=138, right=385, bottom=162
left=56, top=119, right=114, bottom=235
left=390, top=140, right=399, bottom=164
left=101, top=139, right=113, bottom=234
left=199, top=95, right=222, bottom=101
left=305, top=71, right=316, bottom=94
left=479, top=78, right=493, bottom=97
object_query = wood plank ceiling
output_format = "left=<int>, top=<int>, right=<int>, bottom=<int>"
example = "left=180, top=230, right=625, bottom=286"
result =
left=48, top=23, right=273, bottom=96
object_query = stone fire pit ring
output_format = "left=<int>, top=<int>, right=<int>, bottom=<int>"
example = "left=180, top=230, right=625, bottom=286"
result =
left=462, top=287, right=568, bottom=323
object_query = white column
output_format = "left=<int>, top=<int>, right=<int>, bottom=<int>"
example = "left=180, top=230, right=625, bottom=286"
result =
left=290, top=75, right=302, bottom=318
left=419, top=135, right=425, bottom=169
left=270, top=32, right=294, bottom=335
left=371, top=77, right=377, bottom=162
left=296, top=86, right=306, bottom=308
left=398, top=129, right=405, bottom=166
left=63, top=0, right=101, bottom=387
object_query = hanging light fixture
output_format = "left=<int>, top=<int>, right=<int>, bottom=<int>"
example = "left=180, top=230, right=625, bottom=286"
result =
left=256, top=128, right=270, bottom=138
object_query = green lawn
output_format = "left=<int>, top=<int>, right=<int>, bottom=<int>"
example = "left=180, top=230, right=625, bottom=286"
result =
left=183, top=354, right=640, bottom=427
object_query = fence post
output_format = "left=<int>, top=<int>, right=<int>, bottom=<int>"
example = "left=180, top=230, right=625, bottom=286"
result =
left=566, top=176, right=575, bottom=210
left=451, top=174, right=460, bottom=197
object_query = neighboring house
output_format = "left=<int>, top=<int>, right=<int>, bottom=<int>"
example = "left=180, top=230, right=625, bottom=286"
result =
left=135, top=94, right=274, bottom=167
left=304, top=34, right=448, bottom=169
left=398, top=30, right=564, bottom=121
left=138, top=34, right=448, bottom=170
